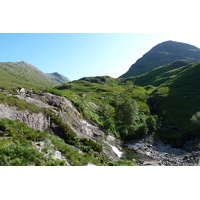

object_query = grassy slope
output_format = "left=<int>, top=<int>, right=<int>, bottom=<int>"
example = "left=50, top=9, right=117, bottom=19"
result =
left=0, top=75, right=140, bottom=165
left=53, top=76, right=151, bottom=123
left=133, top=61, right=200, bottom=146
left=133, top=60, right=190, bottom=86
left=0, top=62, right=64, bottom=90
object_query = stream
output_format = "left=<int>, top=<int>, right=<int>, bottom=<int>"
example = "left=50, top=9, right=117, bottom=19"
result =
left=119, top=135, right=200, bottom=166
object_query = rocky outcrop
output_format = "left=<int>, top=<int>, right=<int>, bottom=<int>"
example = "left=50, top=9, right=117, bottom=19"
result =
left=125, top=135, right=198, bottom=166
left=33, top=141, right=69, bottom=165
left=0, top=104, right=49, bottom=131
left=19, top=93, right=105, bottom=139
left=7, top=92, right=121, bottom=162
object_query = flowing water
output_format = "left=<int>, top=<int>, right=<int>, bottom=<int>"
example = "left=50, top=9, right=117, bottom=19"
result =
left=121, top=147, right=154, bottom=162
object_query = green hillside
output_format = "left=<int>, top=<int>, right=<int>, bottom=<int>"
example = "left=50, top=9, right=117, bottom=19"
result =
left=130, top=61, right=200, bottom=147
left=132, top=60, right=190, bottom=87
left=52, top=61, right=200, bottom=148
left=120, top=41, right=200, bottom=78
left=0, top=61, right=69, bottom=90
left=48, top=76, right=157, bottom=142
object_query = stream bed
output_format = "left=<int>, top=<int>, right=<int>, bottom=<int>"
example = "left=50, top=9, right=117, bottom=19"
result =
left=121, top=135, right=200, bottom=166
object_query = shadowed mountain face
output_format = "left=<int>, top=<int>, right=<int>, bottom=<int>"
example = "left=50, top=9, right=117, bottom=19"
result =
left=0, top=61, right=70, bottom=89
left=120, top=40, right=200, bottom=78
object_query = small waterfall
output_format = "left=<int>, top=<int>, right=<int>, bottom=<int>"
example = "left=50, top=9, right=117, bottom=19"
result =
left=104, top=141, right=123, bottom=158
left=110, top=144, right=123, bottom=158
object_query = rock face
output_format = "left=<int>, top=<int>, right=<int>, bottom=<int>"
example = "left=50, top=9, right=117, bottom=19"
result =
left=1, top=92, right=121, bottom=162
left=21, top=92, right=105, bottom=139
left=120, top=40, right=200, bottom=78
left=28, top=93, right=121, bottom=161
left=0, top=104, right=49, bottom=131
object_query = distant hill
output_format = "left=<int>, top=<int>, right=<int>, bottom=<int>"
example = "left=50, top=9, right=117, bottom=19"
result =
left=120, top=41, right=200, bottom=78
left=0, top=61, right=70, bottom=90
left=46, top=72, right=70, bottom=84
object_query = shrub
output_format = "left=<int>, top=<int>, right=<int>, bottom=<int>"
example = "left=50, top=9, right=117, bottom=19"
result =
left=146, top=115, right=158, bottom=134
left=0, top=143, right=43, bottom=166
left=103, top=118, right=116, bottom=132
left=0, top=118, right=48, bottom=142
left=45, top=109, right=78, bottom=145
left=135, top=123, right=148, bottom=136
left=80, top=138, right=103, bottom=153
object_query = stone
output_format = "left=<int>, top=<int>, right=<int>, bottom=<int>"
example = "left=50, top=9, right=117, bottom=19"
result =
left=132, top=158, right=137, bottom=162
left=0, top=104, right=49, bottom=131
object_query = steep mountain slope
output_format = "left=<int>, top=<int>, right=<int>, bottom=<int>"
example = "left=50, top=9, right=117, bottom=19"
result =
left=132, top=60, right=191, bottom=86
left=46, top=72, right=70, bottom=84
left=130, top=61, right=200, bottom=147
left=120, top=41, right=200, bottom=78
left=53, top=71, right=200, bottom=149
left=0, top=61, right=69, bottom=90
left=0, top=90, right=131, bottom=166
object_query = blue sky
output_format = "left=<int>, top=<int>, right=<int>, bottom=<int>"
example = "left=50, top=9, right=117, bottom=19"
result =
left=1, top=33, right=200, bottom=81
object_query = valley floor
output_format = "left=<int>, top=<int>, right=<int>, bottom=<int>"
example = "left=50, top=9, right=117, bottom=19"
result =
left=124, top=135, right=200, bottom=166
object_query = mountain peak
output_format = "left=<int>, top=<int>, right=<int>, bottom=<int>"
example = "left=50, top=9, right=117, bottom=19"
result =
left=151, top=40, right=199, bottom=51
left=120, top=40, right=200, bottom=78
left=46, top=72, right=70, bottom=84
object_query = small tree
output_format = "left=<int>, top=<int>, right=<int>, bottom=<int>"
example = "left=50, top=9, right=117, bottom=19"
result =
left=115, top=98, right=139, bottom=126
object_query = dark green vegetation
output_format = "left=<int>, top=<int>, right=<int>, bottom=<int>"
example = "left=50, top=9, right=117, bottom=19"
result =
left=52, top=58, right=200, bottom=148
left=0, top=118, right=107, bottom=166
left=0, top=117, right=137, bottom=166
left=0, top=118, right=65, bottom=166
left=127, top=61, right=200, bottom=147
left=0, top=90, right=136, bottom=166
left=51, top=76, right=157, bottom=142
left=45, top=109, right=103, bottom=153
left=0, top=61, right=69, bottom=90
left=120, top=41, right=200, bottom=78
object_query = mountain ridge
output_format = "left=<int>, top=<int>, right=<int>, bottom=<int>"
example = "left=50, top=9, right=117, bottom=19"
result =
left=0, top=61, right=70, bottom=90
left=120, top=40, right=200, bottom=78
left=46, top=72, right=70, bottom=84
